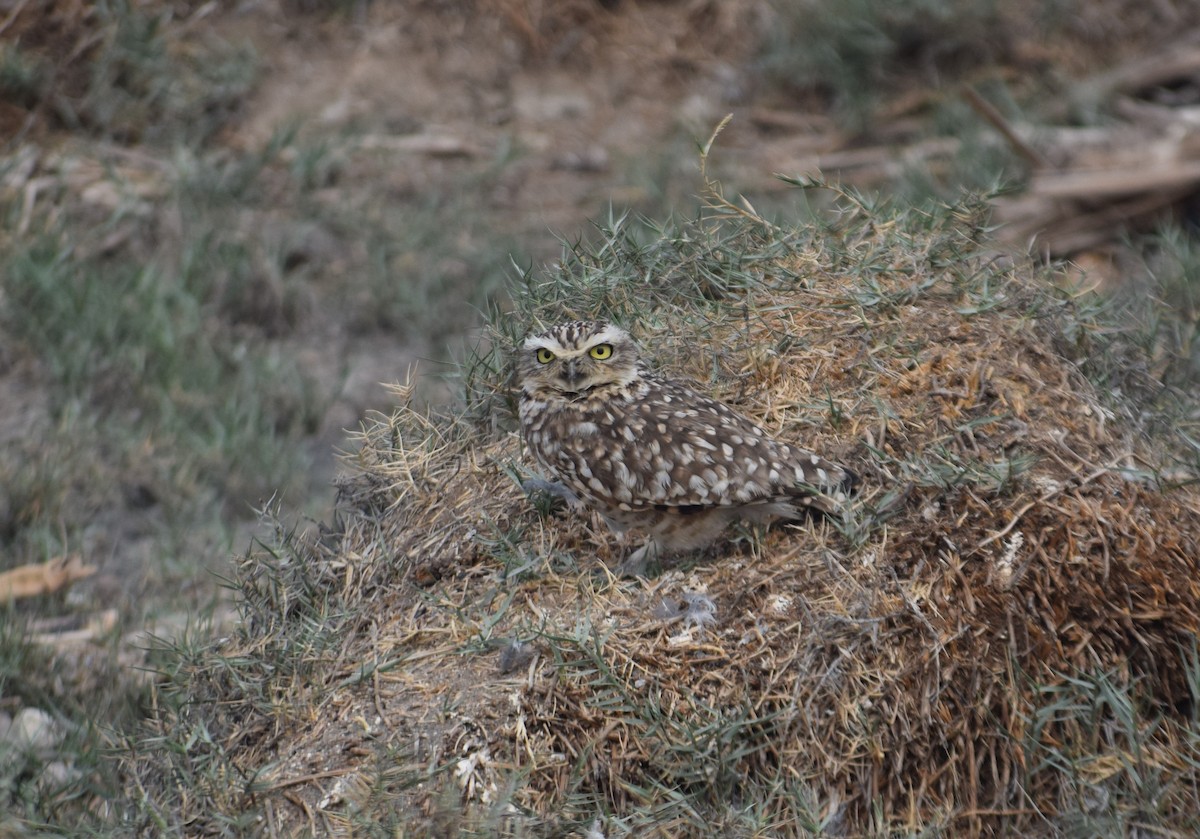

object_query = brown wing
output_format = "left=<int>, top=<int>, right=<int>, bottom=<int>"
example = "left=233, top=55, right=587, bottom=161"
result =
left=550, top=374, right=853, bottom=511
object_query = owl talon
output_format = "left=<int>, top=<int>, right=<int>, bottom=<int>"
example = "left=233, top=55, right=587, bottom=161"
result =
left=521, top=477, right=587, bottom=513
left=615, top=542, right=659, bottom=578
left=615, top=557, right=647, bottom=577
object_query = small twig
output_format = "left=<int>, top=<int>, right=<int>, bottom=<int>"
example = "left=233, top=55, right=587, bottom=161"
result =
left=976, top=462, right=1114, bottom=550
left=261, top=767, right=353, bottom=793
left=961, top=85, right=1050, bottom=170
left=264, top=799, right=279, bottom=839
left=0, top=0, right=31, bottom=38
left=31, top=608, right=119, bottom=647
left=956, top=808, right=1041, bottom=819
left=370, top=622, right=394, bottom=734
left=698, top=114, right=781, bottom=232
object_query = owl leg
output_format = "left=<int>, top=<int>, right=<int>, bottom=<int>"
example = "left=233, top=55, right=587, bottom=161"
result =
left=616, top=539, right=661, bottom=578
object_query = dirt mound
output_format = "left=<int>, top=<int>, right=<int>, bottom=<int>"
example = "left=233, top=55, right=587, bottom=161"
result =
left=126, top=193, right=1200, bottom=835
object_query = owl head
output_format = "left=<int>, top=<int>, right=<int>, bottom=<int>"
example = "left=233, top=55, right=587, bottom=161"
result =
left=518, top=321, right=641, bottom=398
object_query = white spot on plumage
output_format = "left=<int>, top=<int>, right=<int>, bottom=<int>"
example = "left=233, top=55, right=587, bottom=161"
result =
left=614, top=460, right=632, bottom=486
left=735, top=483, right=760, bottom=502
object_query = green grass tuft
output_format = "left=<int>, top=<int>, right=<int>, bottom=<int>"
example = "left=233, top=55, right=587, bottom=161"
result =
left=1020, top=649, right=1200, bottom=836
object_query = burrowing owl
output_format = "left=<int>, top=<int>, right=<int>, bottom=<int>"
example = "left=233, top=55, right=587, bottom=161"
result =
left=517, top=320, right=856, bottom=574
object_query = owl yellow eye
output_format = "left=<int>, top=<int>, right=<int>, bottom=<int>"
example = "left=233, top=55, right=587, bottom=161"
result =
left=536, top=348, right=556, bottom=364
left=589, top=344, right=614, bottom=360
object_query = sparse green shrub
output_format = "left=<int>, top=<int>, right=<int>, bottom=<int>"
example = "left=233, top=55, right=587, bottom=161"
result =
left=761, top=0, right=1003, bottom=126
left=1138, top=225, right=1200, bottom=389
left=0, top=44, right=46, bottom=110
left=1021, top=653, right=1200, bottom=837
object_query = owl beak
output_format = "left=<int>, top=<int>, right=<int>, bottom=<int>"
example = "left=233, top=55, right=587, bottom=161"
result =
left=562, top=360, right=583, bottom=391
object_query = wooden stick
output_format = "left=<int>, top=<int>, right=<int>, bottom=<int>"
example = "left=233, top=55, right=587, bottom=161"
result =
left=1031, top=162, right=1200, bottom=199
left=0, top=555, right=95, bottom=599
left=961, top=85, right=1051, bottom=170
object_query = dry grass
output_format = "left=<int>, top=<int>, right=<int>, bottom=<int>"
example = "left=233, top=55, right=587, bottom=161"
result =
left=123, top=187, right=1200, bottom=836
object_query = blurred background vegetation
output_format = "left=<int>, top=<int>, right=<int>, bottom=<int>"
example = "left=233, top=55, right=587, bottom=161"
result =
left=1, top=0, right=1198, bottom=830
